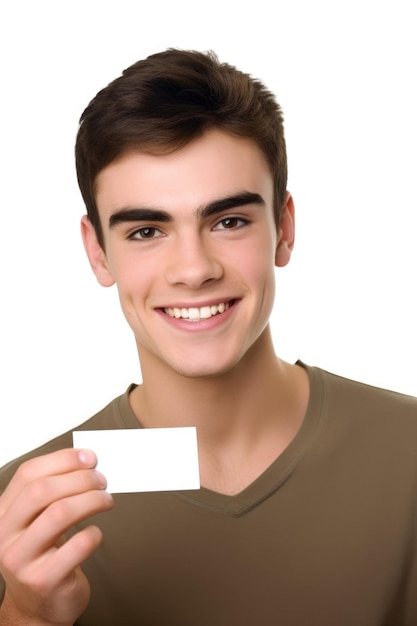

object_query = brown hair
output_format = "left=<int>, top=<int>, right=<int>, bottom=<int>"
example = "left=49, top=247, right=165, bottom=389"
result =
left=75, top=48, right=287, bottom=248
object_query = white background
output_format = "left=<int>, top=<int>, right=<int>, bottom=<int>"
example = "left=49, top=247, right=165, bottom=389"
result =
left=0, top=0, right=416, bottom=467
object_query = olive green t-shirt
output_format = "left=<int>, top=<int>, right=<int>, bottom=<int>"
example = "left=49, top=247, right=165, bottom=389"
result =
left=1, top=364, right=417, bottom=625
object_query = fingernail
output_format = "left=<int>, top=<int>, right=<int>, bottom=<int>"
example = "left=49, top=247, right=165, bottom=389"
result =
left=95, top=470, right=107, bottom=488
left=78, top=449, right=96, bottom=466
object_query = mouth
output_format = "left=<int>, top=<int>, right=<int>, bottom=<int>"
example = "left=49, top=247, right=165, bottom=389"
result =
left=162, top=300, right=234, bottom=322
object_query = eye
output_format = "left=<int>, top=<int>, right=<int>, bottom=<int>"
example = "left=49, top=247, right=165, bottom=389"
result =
left=213, top=217, right=247, bottom=230
left=129, top=226, right=163, bottom=240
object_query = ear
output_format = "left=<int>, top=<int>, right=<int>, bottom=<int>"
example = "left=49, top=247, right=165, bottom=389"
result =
left=80, top=216, right=115, bottom=287
left=275, top=192, right=295, bottom=268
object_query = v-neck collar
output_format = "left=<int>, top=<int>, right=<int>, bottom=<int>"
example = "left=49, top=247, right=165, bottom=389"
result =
left=116, top=362, right=326, bottom=517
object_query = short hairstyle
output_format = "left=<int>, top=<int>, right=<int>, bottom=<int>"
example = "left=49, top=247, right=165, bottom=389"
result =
left=75, top=48, right=288, bottom=248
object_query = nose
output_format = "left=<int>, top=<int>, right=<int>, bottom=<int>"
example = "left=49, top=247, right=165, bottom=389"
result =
left=165, top=234, right=223, bottom=288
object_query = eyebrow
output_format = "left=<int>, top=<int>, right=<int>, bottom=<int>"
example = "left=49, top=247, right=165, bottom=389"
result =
left=108, top=191, right=265, bottom=228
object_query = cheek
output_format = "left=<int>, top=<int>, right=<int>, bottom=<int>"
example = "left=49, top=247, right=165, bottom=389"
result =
left=248, top=247, right=277, bottom=311
left=111, top=264, right=144, bottom=312
left=111, top=255, right=160, bottom=321
left=244, top=240, right=277, bottom=283
left=109, top=251, right=147, bottom=292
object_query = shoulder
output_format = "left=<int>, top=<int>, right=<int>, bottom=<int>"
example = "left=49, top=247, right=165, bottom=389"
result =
left=319, top=366, right=417, bottom=419
left=0, top=386, right=137, bottom=493
left=305, top=363, right=417, bottom=455
left=300, top=364, right=417, bottom=490
left=302, top=361, right=417, bottom=444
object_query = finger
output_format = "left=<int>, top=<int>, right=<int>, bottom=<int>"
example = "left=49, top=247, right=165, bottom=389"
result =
left=2, top=490, right=113, bottom=573
left=3, top=527, right=102, bottom=619
left=31, top=525, right=104, bottom=593
left=1, top=468, right=108, bottom=537
left=0, top=448, right=97, bottom=512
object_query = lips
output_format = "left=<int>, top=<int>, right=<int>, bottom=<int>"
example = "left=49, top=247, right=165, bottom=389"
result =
left=163, top=301, right=231, bottom=322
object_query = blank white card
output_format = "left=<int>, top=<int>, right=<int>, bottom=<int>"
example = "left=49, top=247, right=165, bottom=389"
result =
left=73, top=428, right=200, bottom=493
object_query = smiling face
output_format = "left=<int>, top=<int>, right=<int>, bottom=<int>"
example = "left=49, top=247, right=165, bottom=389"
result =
left=82, top=129, right=294, bottom=380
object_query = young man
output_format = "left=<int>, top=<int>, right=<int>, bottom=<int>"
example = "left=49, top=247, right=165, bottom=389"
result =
left=0, top=49, right=416, bottom=625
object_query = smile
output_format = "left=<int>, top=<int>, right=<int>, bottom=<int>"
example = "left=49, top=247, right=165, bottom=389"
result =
left=163, top=301, right=231, bottom=322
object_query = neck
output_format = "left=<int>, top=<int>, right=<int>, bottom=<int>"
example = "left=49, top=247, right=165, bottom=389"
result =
left=129, top=328, right=309, bottom=494
left=131, top=327, right=307, bottom=442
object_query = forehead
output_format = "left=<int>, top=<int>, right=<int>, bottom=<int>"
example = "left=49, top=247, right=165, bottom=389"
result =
left=95, top=130, right=274, bottom=219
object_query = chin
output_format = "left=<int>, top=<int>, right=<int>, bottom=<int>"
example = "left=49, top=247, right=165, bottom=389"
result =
left=171, top=357, right=241, bottom=380
left=138, top=339, right=249, bottom=380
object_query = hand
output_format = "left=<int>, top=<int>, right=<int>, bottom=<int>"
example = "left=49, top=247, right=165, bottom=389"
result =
left=0, top=448, right=114, bottom=625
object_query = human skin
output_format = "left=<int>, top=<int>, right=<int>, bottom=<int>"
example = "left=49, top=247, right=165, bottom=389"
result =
left=0, top=130, right=307, bottom=622
left=82, top=129, right=293, bottom=380
left=0, top=449, right=114, bottom=625
left=82, top=129, right=308, bottom=494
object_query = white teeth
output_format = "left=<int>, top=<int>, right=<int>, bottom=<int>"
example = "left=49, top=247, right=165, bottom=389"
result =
left=188, top=307, right=199, bottom=321
left=165, top=302, right=231, bottom=321
left=200, top=306, right=212, bottom=319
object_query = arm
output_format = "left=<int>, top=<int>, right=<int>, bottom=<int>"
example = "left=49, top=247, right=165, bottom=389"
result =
left=0, top=448, right=113, bottom=625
